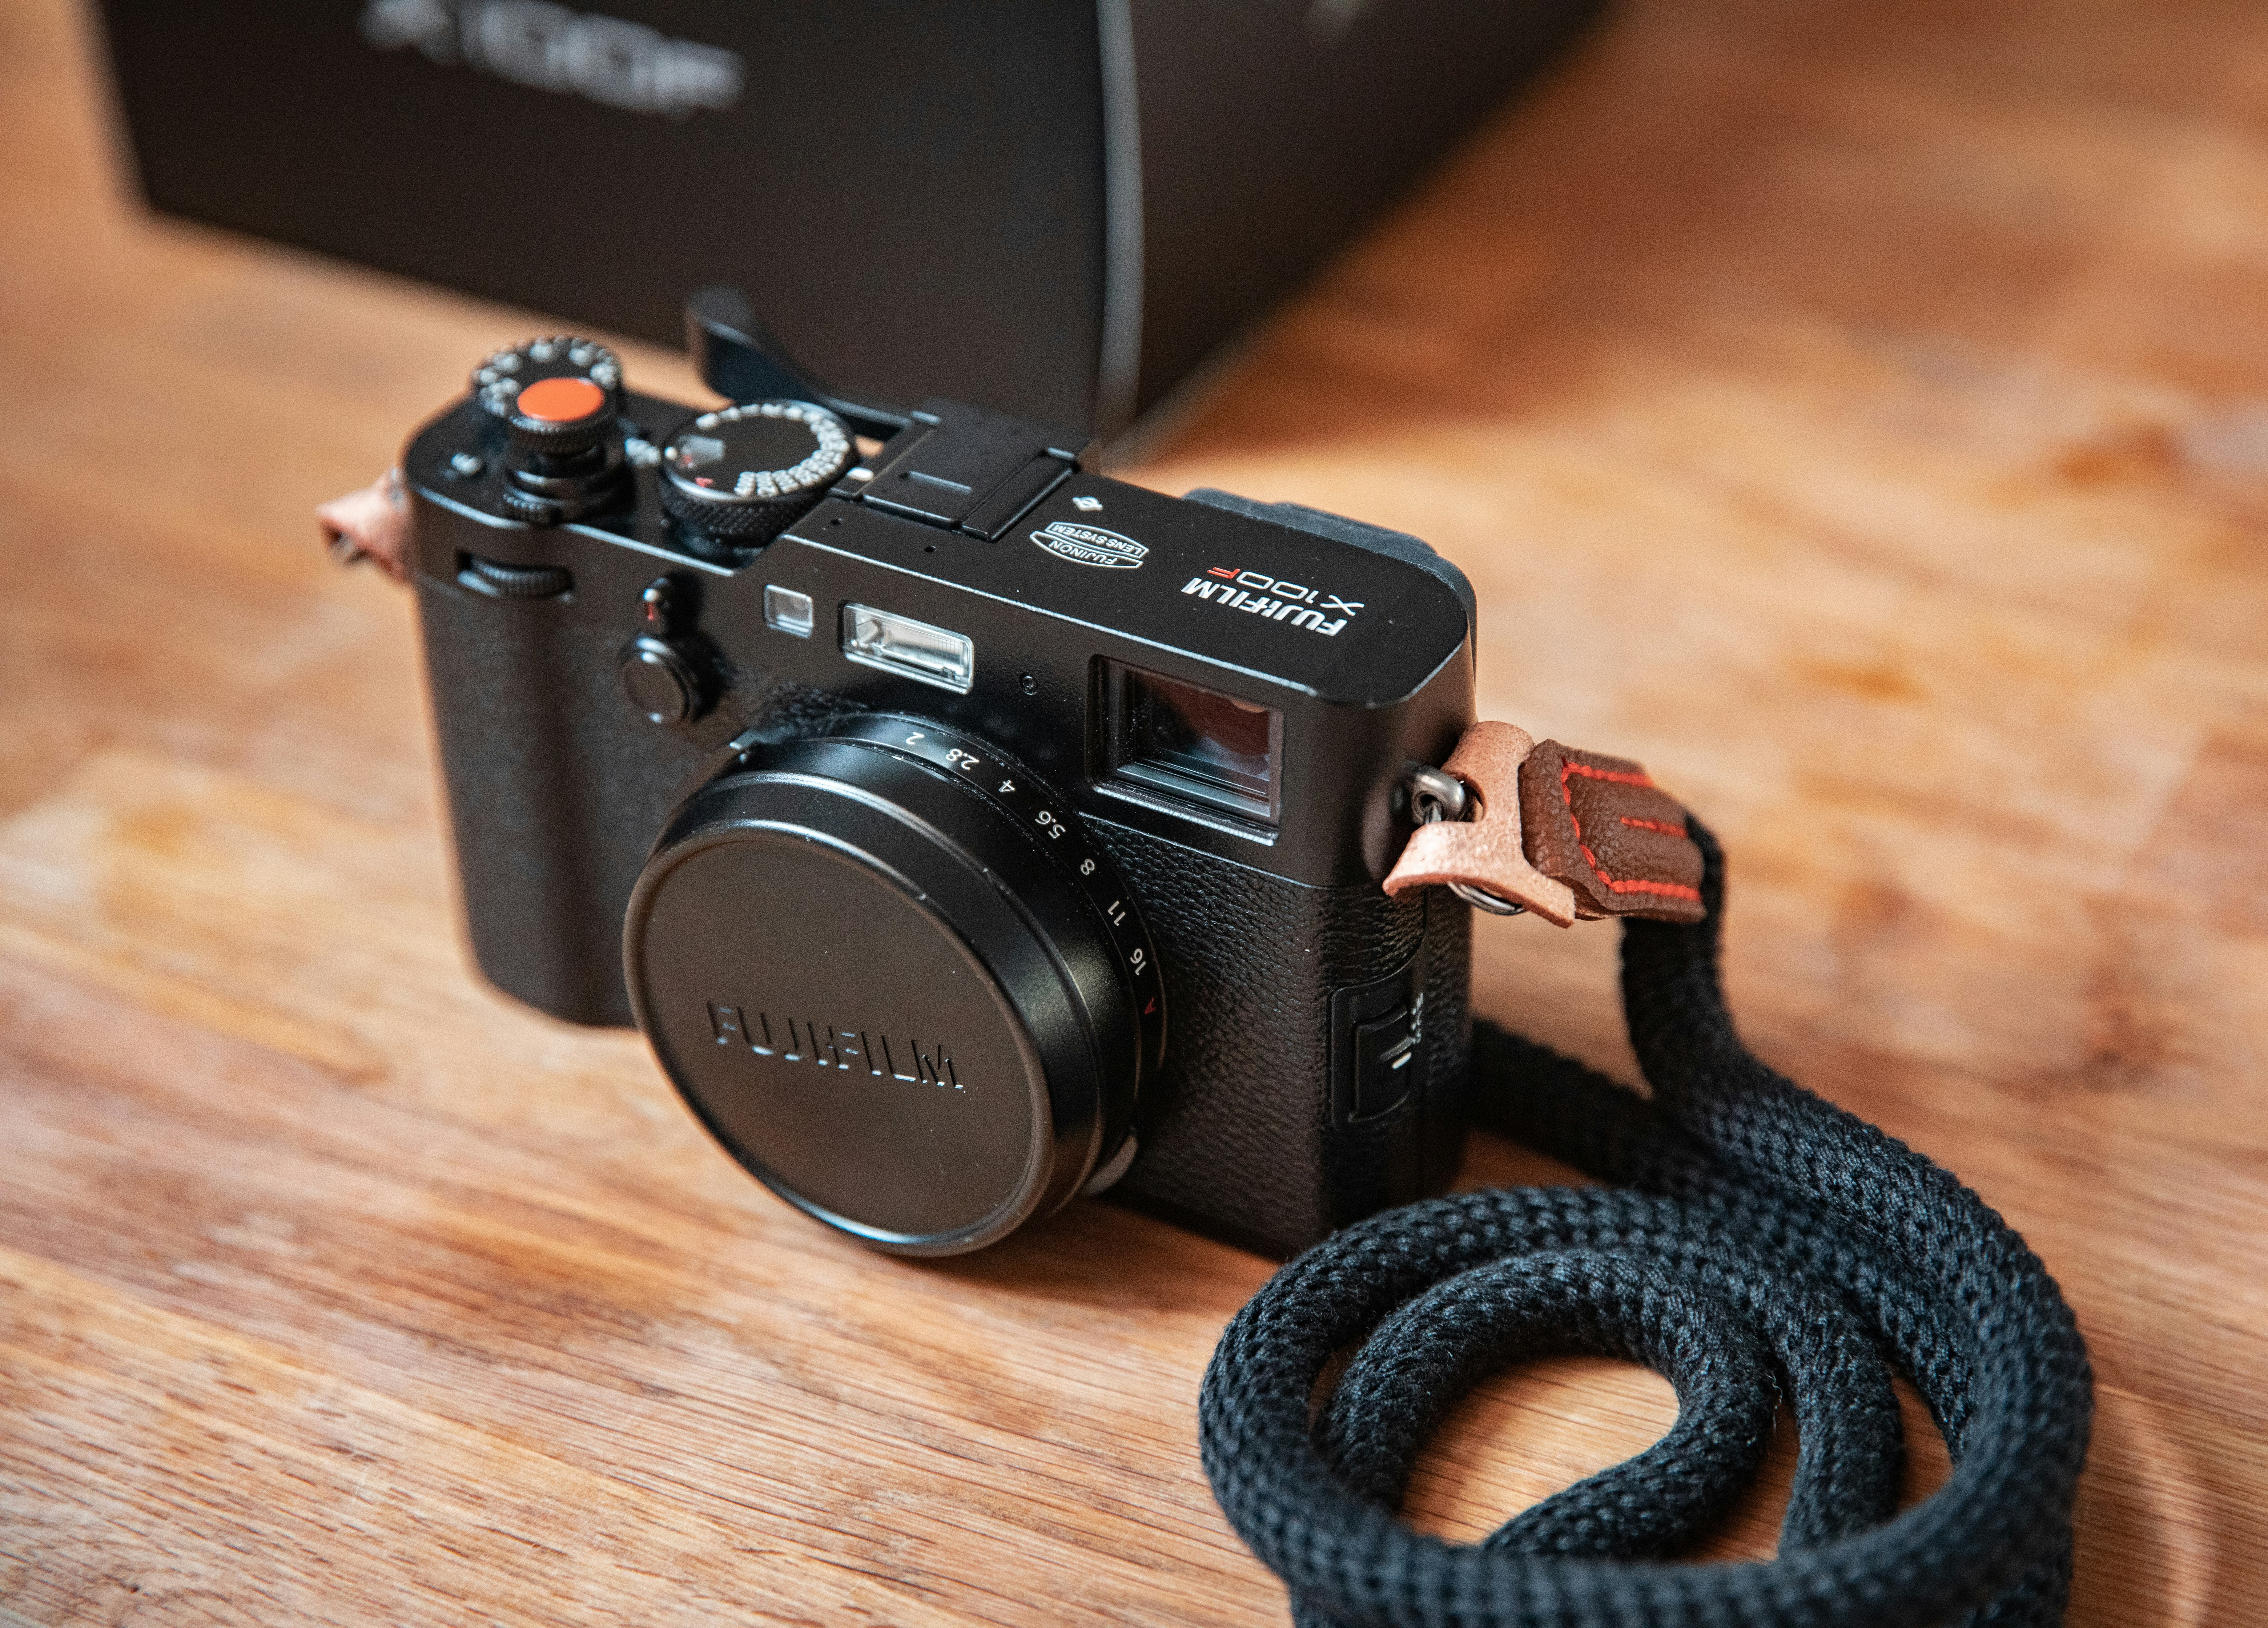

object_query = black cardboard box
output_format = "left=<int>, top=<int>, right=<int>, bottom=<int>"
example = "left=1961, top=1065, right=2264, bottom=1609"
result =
left=93, top=0, right=1601, bottom=436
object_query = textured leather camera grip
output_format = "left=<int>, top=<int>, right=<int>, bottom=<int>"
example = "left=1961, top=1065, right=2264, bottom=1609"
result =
left=1384, top=722, right=1706, bottom=926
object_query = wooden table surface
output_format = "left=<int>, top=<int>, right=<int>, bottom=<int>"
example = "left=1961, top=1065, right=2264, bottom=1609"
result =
left=5, top=0, right=2265, bottom=1621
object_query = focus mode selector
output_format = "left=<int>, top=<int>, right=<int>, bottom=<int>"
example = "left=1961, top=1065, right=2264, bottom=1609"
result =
left=1350, top=1002, right=1420, bottom=1121
left=1330, top=947, right=1429, bottom=1128
left=660, top=400, right=855, bottom=546
left=619, top=577, right=711, bottom=726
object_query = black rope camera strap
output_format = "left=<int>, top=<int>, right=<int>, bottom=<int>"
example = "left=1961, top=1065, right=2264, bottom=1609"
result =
left=1200, top=825, right=2094, bottom=1627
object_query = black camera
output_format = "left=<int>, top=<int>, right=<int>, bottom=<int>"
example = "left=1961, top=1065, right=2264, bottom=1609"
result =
left=396, top=291, right=1477, bottom=1258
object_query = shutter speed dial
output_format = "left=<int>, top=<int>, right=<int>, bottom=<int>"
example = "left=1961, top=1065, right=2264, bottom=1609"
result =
left=660, top=400, right=855, bottom=547
left=472, top=335, right=629, bottom=523
left=473, top=335, right=624, bottom=456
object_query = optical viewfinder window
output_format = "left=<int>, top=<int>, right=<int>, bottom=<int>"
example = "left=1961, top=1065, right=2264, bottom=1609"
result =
left=1106, top=662, right=1280, bottom=824
left=841, top=603, right=974, bottom=694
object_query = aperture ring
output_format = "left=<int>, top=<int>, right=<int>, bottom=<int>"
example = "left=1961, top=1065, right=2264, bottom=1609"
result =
left=823, top=714, right=1167, bottom=1081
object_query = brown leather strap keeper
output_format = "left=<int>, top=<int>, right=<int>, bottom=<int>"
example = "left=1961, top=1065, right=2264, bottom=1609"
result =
left=1383, top=722, right=1706, bottom=927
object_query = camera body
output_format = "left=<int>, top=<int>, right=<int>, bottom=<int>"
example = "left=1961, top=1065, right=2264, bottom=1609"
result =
left=402, top=296, right=1477, bottom=1258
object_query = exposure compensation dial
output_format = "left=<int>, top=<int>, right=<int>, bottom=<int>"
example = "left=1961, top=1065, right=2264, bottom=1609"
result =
left=659, top=400, right=855, bottom=547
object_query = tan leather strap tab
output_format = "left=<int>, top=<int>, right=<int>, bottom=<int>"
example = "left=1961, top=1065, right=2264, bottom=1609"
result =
left=1382, top=722, right=1579, bottom=926
left=317, top=468, right=412, bottom=583
left=1383, top=724, right=1707, bottom=927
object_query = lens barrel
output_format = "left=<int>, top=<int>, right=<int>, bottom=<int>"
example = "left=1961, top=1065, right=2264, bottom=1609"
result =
left=623, top=718, right=1161, bottom=1254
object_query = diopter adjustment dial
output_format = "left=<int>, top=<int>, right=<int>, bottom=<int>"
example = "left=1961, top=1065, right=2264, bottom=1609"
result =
left=472, top=336, right=624, bottom=457
left=659, top=400, right=855, bottom=545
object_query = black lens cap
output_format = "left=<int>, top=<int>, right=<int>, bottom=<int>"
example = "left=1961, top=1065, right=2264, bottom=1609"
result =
left=624, top=725, right=1157, bottom=1254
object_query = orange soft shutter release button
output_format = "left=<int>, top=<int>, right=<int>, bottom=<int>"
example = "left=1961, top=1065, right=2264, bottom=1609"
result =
left=465, top=336, right=627, bottom=519
left=516, top=375, right=608, bottom=423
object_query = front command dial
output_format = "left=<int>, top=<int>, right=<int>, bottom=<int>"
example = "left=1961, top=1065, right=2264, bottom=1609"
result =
left=659, top=400, right=855, bottom=546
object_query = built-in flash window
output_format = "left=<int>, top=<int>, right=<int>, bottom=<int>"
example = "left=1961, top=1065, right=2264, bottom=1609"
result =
left=841, top=603, right=974, bottom=694
left=764, top=584, right=815, bottom=637
left=1105, top=661, right=1281, bottom=825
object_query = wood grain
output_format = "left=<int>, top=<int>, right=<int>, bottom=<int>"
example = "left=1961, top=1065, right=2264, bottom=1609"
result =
left=3, top=0, right=2265, bottom=1621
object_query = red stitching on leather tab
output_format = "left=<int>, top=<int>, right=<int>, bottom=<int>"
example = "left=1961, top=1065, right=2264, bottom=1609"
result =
left=1563, top=762, right=1656, bottom=788
left=1620, top=816, right=1686, bottom=836
left=1603, top=877, right=1706, bottom=899
left=1560, top=759, right=1703, bottom=903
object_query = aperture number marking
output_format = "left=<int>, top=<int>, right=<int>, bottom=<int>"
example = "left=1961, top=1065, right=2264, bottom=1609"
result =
left=843, top=717, right=1163, bottom=1053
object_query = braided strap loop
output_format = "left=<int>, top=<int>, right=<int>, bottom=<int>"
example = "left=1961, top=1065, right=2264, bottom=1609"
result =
left=1200, top=823, right=2093, bottom=1628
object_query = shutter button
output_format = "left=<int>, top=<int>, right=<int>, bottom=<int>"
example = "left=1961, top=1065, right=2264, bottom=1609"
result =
left=473, top=335, right=628, bottom=523
left=509, top=376, right=612, bottom=453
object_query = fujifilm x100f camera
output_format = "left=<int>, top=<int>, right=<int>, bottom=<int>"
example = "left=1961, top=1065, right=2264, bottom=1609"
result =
left=391, top=292, right=1478, bottom=1258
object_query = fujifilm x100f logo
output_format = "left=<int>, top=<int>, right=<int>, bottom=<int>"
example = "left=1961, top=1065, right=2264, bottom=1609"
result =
left=361, top=0, right=744, bottom=119
left=707, top=1004, right=962, bottom=1089
left=1180, top=565, right=1363, bottom=637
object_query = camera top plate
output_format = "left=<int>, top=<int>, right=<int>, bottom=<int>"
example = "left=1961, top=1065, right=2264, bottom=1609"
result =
left=407, top=389, right=1472, bottom=713
left=402, top=362, right=1479, bottom=888
left=784, top=470, right=1472, bottom=712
